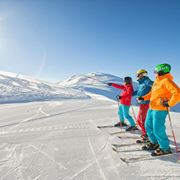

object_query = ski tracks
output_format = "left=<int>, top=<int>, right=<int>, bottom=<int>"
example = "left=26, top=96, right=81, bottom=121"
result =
left=87, top=137, right=107, bottom=180
left=66, top=138, right=107, bottom=180
left=0, top=145, right=24, bottom=180
left=30, top=144, right=66, bottom=170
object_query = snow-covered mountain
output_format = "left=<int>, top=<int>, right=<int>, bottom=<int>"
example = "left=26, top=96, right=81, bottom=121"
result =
left=59, top=72, right=127, bottom=100
left=0, top=71, right=88, bottom=104
left=0, top=71, right=179, bottom=112
left=59, top=72, right=180, bottom=112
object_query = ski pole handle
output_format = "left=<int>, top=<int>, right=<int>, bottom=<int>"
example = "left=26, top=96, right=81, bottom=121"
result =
left=86, top=76, right=109, bottom=86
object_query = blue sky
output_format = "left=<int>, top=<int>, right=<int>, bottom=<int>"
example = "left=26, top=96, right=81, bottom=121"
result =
left=0, top=0, right=179, bottom=83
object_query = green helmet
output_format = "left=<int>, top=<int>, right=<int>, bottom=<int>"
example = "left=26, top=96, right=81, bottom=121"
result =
left=155, top=63, right=171, bottom=75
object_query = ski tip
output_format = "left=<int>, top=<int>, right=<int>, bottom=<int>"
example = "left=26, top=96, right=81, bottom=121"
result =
left=120, top=158, right=129, bottom=165
left=112, top=146, right=118, bottom=152
left=117, top=136, right=122, bottom=139
left=111, top=144, right=116, bottom=147
left=120, top=157, right=126, bottom=162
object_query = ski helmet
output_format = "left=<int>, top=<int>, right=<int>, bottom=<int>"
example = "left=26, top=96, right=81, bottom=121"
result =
left=154, top=63, right=171, bottom=76
left=136, top=69, right=148, bottom=78
left=124, top=76, right=132, bottom=84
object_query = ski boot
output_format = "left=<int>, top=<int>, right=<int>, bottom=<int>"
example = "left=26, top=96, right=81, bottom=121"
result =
left=136, top=134, right=150, bottom=144
left=126, top=126, right=139, bottom=131
left=151, top=148, right=172, bottom=156
left=114, top=122, right=128, bottom=127
left=142, top=142, right=159, bottom=151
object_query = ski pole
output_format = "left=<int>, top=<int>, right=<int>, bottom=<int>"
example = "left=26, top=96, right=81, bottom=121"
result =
left=85, top=76, right=108, bottom=86
left=166, top=107, right=179, bottom=153
left=131, top=105, right=142, bottom=132
left=116, top=95, right=120, bottom=107
left=116, top=95, right=123, bottom=129
left=161, top=97, right=179, bottom=153
left=131, top=105, right=137, bottom=122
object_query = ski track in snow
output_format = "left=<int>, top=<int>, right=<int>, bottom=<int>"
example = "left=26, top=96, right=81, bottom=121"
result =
left=0, top=145, right=23, bottom=180
left=87, top=137, right=107, bottom=180
left=66, top=138, right=107, bottom=180
left=0, top=100, right=108, bottom=179
left=62, top=119, right=110, bottom=180
left=30, top=145, right=66, bottom=170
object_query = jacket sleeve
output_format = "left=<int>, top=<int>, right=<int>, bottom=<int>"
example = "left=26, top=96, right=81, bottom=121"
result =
left=146, top=79, right=154, bottom=87
left=142, top=91, right=151, bottom=101
left=133, top=90, right=138, bottom=96
left=164, top=79, right=180, bottom=107
left=111, top=83, right=125, bottom=90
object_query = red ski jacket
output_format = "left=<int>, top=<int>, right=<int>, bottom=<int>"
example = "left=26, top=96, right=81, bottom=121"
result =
left=111, top=83, right=134, bottom=106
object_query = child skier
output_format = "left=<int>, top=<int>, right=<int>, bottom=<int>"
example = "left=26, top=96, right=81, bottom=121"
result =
left=108, top=77, right=138, bottom=131
left=138, top=63, right=180, bottom=156
left=133, top=69, right=153, bottom=143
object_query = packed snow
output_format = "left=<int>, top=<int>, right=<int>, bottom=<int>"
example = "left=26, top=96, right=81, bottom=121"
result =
left=0, top=98, right=180, bottom=179
left=0, top=71, right=180, bottom=179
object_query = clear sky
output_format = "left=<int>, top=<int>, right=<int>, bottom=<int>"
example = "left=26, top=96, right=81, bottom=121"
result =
left=0, top=0, right=179, bottom=83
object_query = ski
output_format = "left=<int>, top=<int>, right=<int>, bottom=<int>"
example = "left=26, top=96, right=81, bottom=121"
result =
left=117, top=135, right=140, bottom=139
left=111, top=130, right=140, bottom=136
left=120, top=150, right=180, bottom=164
left=112, top=141, right=150, bottom=153
left=97, top=125, right=115, bottom=129
left=112, top=142, right=138, bottom=148
left=110, top=130, right=126, bottom=135
left=112, top=147, right=143, bottom=153
left=136, top=139, right=150, bottom=144
left=97, top=125, right=127, bottom=129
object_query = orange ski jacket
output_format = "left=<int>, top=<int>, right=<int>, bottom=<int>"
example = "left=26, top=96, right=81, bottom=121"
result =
left=142, top=73, right=180, bottom=111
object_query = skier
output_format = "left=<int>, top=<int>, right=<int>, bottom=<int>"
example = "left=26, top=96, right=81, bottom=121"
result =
left=108, top=77, right=138, bottom=131
left=133, top=69, right=153, bottom=143
left=138, top=63, right=180, bottom=156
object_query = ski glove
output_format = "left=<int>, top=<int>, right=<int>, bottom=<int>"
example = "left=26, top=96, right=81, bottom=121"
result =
left=116, top=95, right=121, bottom=100
left=137, top=96, right=144, bottom=101
left=107, top=83, right=113, bottom=86
left=163, top=101, right=169, bottom=107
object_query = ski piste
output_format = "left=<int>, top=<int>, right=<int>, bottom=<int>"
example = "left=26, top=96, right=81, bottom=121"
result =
left=120, top=150, right=180, bottom=164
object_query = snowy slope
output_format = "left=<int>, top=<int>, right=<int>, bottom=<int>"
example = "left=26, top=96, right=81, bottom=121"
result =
left=0, top=99, right=180, bottom=179
left=59, top=72, right=180, bottom=112
left=0, top=71, right=88, bottom=103
left=0, top=71, right=179, bottom=179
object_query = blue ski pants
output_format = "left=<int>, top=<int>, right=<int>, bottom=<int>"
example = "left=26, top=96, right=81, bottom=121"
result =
left=145, top=109, right=170, bottom=151
left=118, top=104, right=136, bottom=126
